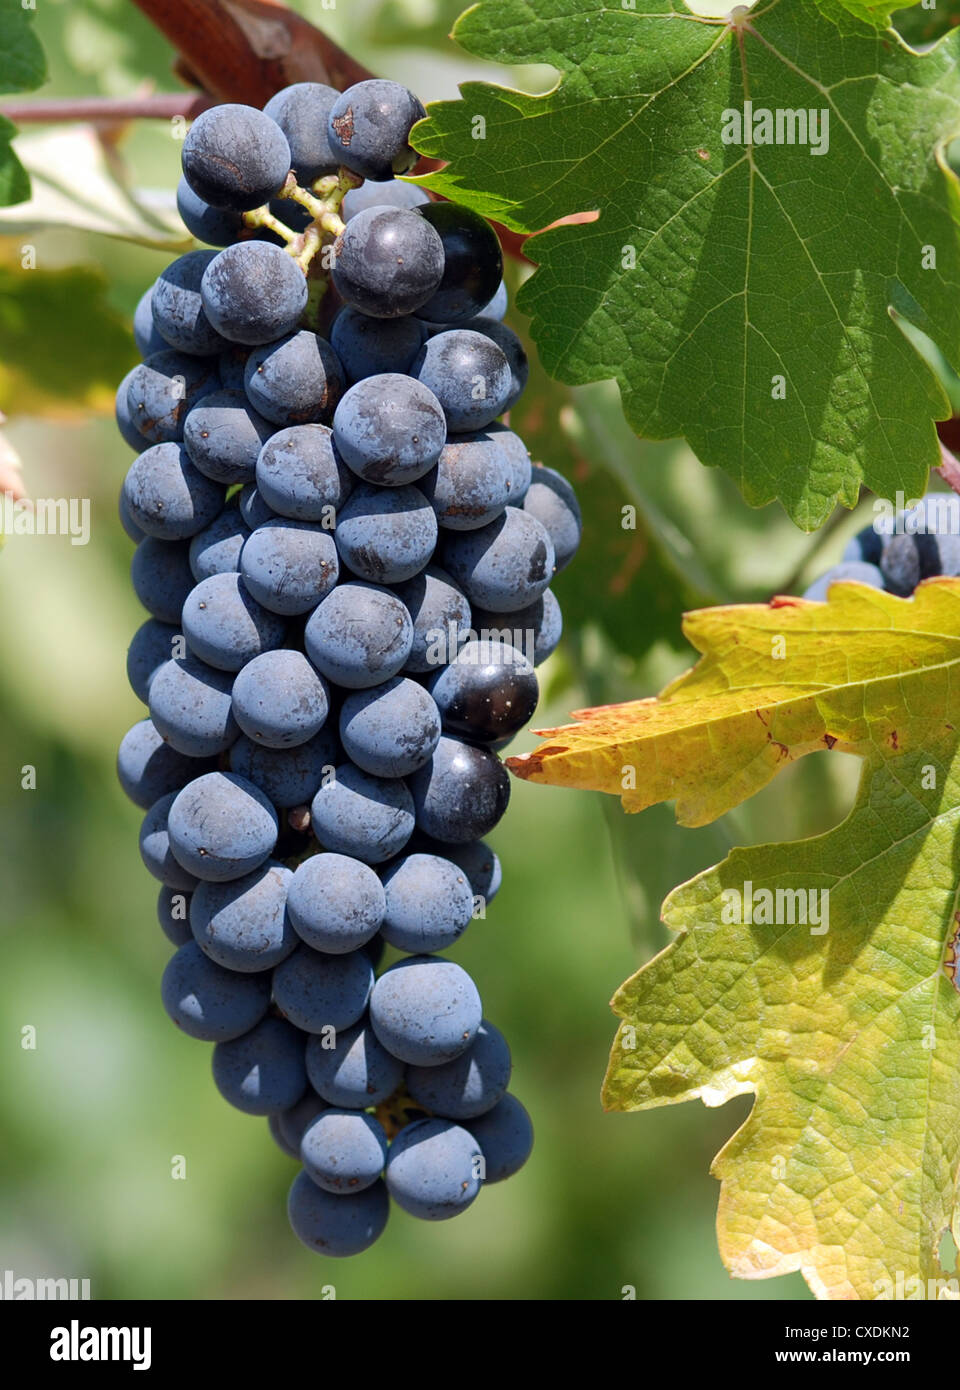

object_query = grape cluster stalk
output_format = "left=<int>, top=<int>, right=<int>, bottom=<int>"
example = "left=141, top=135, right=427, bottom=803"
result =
left=116, top=79, right=581, bottom=1256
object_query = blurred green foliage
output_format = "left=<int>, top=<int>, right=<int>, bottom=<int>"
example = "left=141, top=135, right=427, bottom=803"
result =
left=0, top=0, right=875, bottom=1301
left=0, top=259, right=135, bottom=414
left=892, top=3, right=959, bottom=46
left=0, top=0, right=46, bottom=206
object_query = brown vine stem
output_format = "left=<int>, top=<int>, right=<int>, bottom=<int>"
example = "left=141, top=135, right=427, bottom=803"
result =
left=129, top=0, right=373, bottom=106
left=0, top=94, right=213, bottom=124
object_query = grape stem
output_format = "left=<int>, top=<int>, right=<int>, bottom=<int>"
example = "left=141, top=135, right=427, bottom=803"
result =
left=293, top=222, right=326, bottom=273
left=374, top=1084, right=431, bottom=1141
left=312, top=168, right=362, bottom=215
left=0, top=93, right=212, bottom=124
left=241, top=205, right=298, bottom=243
left=276, top=172, right=348, bottom=239
left=269, top=168, right=360, bottom=273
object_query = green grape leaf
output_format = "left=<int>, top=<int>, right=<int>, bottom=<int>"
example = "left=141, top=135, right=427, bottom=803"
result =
left=0, top=0, right=46, bottom=209
left=510, top=581, right=960, bottom=1298
left=414, top=0, right=960, bottom=529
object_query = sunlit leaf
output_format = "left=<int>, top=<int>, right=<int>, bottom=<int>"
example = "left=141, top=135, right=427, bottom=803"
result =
left=414, top=0, right=960, bottom=529
left=511, top=580, right=960, bottom=1298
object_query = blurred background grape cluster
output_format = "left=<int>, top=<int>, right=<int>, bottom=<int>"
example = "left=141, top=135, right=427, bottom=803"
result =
left=0, top=0, right=875, bottom=1300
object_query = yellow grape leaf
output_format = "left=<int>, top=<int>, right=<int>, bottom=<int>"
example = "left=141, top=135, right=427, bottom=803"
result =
left=508, top=581, right=960, bottom=1299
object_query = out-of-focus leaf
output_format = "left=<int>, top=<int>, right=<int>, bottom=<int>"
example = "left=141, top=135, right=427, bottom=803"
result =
left=0, top=0, right=46, bottom=94
left=563, top=383, right=820, bottom=604
left=0, top=127, right=191, bottom=250
left=37, top=0, right=175, bottom=97
left=0, top=257, right=137, bottom=416
left=893, top=2, right=959, bottom=46
left=0, top=0, right=46, bottom=209
left=819, top=0, right=917, bottom=27
left=509, top=351, right=706, bottom=664
left=0, top=115, right=29, bottom=207
left=367, top=0, right=471, bottom=50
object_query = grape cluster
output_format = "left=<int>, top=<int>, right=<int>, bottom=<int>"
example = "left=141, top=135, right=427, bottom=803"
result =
left=116, top=79, right=580, bottom=1257
left=802, top=492, right=960, bottom=602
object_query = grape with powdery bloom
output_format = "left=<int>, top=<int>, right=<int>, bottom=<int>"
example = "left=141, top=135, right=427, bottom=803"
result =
left=116, top=78, right=574, bottom=1257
